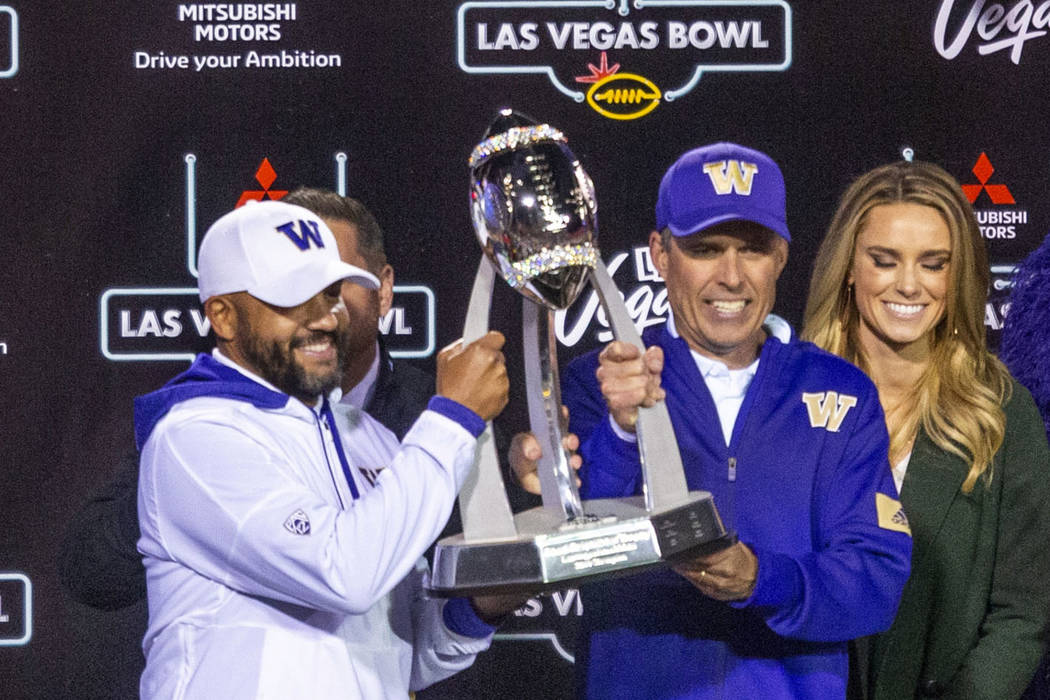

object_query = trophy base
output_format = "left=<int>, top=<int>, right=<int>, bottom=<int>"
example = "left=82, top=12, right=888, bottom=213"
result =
left=428, top=492, right=733, bottom=597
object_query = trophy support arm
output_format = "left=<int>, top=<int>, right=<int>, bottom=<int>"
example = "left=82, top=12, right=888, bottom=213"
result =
left=589, top=261, right=691, bottom=511
left=457, top=257, right=517, bottom=541
left=522, top=301, right=584, bottom=521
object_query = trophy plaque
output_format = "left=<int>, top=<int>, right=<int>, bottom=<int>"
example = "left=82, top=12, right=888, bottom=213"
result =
left=429, top=110, right=733, bottom=597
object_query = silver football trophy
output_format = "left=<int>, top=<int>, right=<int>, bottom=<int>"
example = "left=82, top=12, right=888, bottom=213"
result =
left=429, top=110, right=733, bottom=596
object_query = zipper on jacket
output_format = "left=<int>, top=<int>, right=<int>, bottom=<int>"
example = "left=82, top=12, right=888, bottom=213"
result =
left=315, top=413, right=347, bottom=509
left=320, top=401, right=361, bottom=501
left=726, top=456, right=737, bottom=529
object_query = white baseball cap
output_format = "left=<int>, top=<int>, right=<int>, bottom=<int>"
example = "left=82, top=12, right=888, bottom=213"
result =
left=197, top=200, right=380, bottom=307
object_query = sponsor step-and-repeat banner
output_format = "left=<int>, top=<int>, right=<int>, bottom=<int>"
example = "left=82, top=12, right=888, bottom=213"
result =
left=3, top=1, right=1050, bottom=697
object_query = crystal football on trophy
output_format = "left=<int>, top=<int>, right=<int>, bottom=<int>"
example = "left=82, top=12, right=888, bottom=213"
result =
left=429, top=110, right=733, bottom=596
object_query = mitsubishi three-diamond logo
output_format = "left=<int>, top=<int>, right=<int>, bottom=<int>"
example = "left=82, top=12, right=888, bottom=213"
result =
left=236, top=158, right=289, bottom=207
left=961, top=152, right=1014, bottom=205
left=960, top=152, right=1027, bottom=243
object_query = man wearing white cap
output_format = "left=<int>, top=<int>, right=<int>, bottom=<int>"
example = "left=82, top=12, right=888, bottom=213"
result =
left=134, top=200, right=511, bottom=698
left=59, top=189, right=441, bottom=611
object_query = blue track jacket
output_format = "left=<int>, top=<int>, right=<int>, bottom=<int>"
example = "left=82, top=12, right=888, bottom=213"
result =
left=563, top=324, right=912, bottom=700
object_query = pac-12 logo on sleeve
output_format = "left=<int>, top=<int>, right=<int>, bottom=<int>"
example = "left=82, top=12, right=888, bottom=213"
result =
left=284, top=509, right=311, bottom=536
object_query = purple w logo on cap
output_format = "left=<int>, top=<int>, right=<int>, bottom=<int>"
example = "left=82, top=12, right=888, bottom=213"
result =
left=276, top=219, right=325, bottom=251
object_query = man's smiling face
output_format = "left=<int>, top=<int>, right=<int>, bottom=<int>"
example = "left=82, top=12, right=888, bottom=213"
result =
left=651, top=220, right=788, bottom=369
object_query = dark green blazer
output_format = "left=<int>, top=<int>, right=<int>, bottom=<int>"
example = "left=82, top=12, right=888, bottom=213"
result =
left=857, top=380, right=1050, bottom=699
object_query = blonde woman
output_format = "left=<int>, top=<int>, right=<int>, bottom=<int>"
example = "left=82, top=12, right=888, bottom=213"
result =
left=802, top=160, right=1050, bottom=699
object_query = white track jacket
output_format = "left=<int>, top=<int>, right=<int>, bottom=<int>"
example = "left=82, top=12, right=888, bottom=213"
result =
left=136, top=351, right=492, bottom=699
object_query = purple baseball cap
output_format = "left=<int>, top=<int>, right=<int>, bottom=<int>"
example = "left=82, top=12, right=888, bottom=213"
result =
left=655, top=142, right=790, bottom=242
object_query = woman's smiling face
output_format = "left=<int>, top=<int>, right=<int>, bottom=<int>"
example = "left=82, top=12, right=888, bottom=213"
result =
left=850, top=202, right=952, bottom=358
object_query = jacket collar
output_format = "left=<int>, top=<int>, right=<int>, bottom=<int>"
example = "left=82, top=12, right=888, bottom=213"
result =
left=133, top=351, right=337, bottom=449
left=898, top=428, right=969, bottom=566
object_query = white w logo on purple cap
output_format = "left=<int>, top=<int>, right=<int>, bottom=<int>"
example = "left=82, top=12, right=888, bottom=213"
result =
left=276, top=219, right=325, bottom=251
left=703, top=160, right=759, bottom=196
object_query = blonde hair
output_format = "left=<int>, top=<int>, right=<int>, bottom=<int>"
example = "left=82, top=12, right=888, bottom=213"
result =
left=802, top=161, right=1010, bottom=492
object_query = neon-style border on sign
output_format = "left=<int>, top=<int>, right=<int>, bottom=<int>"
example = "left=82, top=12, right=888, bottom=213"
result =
left=185, top=154, right=199, bottom=277
left=384, top=285, right=437, bottom=359
left=335, top=151, right=349, bottom=196
left=99, top=286, right=436, bottom=361
left=99, top=288, right=201, bottom=362
left=1, top=6, right=18, bottom=78
left=0, top=573, right=32, bottom=647
left=456, top=0, right=792, bottom=102
left=458, top=1, right=614, bottom=102
left=991, top=264, right=1018, bottom=291
left=641, top=0, right=792, bottom=100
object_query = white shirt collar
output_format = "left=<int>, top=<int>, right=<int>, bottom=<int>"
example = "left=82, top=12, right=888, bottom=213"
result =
left=764, top=313, right=793, bottom=343
left=692, top=350, right=758, bottom=389
left=664, top=310, right=791, bottom=380
left=664, top=311, right=793, bottom=445
left=665, top=309, right=792, bottom=344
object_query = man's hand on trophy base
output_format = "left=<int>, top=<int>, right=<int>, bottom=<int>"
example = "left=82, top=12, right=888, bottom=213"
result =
left=672, top=541, right=758, bottom=601
left=596, top=341, right=665, bottom=433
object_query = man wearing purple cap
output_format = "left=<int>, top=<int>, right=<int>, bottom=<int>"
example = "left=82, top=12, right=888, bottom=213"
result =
left=561, top=144, right=912, bottom=698
left=133, top=200, right=513, bottom=698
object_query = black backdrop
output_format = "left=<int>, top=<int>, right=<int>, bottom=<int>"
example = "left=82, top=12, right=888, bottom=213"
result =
left=2, top=1, right=1048, bottom=696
